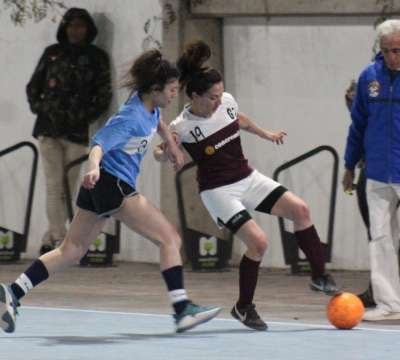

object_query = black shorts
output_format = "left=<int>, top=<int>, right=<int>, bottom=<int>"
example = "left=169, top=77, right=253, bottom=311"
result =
left=76, top=169, right=137, bottom=217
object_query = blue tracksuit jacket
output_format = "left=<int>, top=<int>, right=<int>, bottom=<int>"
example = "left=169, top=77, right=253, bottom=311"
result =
left=344, top=53, right=400, bottom=183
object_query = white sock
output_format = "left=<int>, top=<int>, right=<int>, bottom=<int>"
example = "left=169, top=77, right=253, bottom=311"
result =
left=15, top=273, right=33, bottom=295
left=169, top=289, right=188, bottom=304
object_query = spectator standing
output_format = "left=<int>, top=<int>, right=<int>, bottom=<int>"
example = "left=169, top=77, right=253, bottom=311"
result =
left=26, top=7, right=112, bottom=254
left=343, top=19, right=400, bottom=321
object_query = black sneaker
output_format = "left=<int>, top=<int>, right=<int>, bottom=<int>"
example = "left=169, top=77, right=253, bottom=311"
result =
left=358, top=284, right=376, bottom=308
left=310, top=273, right=339, bottom=295
left=231, top=303, right=268, bottom=331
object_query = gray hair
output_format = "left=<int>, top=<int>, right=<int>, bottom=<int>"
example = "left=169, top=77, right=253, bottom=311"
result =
left=377, top=19, right=400, bottom=43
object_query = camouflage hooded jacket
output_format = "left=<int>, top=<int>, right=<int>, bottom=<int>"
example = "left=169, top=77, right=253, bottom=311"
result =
left=26, top=8, right=112, bottom=145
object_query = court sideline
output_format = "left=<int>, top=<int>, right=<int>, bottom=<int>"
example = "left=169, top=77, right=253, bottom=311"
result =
left=1, top=261, right=399, bottom=359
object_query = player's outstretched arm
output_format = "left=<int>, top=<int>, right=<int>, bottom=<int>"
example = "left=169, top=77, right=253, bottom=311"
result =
left=157, top=119, right=184, bottom=171
left=83, top=145, right=103, bottom=189
left=237, top=112, right=287, bottom=145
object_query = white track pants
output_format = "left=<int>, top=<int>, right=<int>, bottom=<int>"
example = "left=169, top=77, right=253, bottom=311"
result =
left=367, top=179, right=400, bottom=312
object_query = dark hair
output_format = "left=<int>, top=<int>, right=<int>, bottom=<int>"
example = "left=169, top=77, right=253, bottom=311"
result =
left=122, top=49, right=179, bottom=94
left=177, top=40, right=223, bottom=98
left=57, top=7, right=98, bottom=44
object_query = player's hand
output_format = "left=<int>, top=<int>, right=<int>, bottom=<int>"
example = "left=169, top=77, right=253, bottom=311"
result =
left=167, top=143, right=185, bottom=171
left=266, top=130, right=287, bottom=145
left=171, top=132, right=180, bottom=144
left=342, top=169, right=355, bottom=195
left=83, top=167, right=100, bottom=189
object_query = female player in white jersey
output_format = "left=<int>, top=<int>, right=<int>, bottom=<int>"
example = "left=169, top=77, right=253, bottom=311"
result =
left=0, top=49, right=220, bottom=334
left=155, top=41, right=338, bottom=331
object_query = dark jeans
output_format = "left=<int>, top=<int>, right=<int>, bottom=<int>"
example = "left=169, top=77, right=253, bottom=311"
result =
left=356, top=167, right=371, bottom=241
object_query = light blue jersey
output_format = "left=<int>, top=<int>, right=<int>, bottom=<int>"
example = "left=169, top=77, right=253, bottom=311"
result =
left=92, top=93, right=160, bottom=188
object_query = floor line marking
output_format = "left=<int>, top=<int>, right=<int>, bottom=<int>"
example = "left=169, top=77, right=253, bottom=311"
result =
left=22, top=306, right=400, bottom=333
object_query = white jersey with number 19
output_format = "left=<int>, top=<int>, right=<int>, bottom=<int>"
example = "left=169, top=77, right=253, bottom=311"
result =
left=170, top=92, right=252, bottom=192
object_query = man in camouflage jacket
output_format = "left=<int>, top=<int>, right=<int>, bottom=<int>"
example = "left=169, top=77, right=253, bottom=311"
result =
left=26, top=7, right=112, bottom=254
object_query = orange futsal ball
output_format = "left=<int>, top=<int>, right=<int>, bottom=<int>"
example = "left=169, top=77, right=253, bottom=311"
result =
left=327, top=292, right=365, bottom=329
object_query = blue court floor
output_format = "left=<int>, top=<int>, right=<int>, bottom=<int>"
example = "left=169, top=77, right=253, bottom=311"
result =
left=1, top=306, right=400, bottom=360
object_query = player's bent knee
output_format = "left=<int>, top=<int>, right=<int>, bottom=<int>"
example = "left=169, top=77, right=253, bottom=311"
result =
left=252, top=234, right=268, bottom=257
left=164, top=224, right=182, bottom=248
left=174, top=235, right=182, bottom=249
left=162, top=234, right=182, bottom=249
left=59, top=238, right=87, bottom=263
left=157, top=230, right=182, bottom=250
left=294, top=201, right=311, bottom=222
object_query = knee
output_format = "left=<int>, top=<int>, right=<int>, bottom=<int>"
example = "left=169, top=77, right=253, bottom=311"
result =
left=172, top=232, right=182, bottom=250
left=293, top=200, right=311, bottom=222
left=158, top=225, right=182, bottom=250
left=251, top=232, right=269, bottom=257
left=58, top=237, right=87, bottom=263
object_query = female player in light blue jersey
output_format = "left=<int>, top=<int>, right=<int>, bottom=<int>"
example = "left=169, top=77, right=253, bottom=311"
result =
left=0, top=49, right=220, bottom=334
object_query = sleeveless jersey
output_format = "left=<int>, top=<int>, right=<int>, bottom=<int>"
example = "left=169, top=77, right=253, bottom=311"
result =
left=170, top=92, right=252, bottom=192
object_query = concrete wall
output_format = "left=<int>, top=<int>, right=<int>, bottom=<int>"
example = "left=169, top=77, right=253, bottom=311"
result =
left=161, top=1, right=398, bottom=270
left=223, top=16, right=378, bottom=269
left=1, top=0, right=398, bottom=270
left=190, top=0, right=400, bottom=16
left=0, top=0, right=164, bottom=262
left=160, top=0, right=231, bottom=251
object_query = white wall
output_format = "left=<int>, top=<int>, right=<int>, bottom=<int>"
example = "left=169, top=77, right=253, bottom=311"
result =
left=224, top=16, right=379, bottom=270
left=1, top=6, right=388, bottom=269
left=0, top=0, right=164, bottom=262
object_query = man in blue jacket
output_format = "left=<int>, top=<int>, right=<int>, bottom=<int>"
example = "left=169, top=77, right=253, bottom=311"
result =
left=343, top=19, right=400, bottom=321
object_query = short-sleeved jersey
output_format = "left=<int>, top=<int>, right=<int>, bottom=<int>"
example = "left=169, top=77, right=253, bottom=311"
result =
left=170, top=92, right=252, bottom=192
left=92, top=93, right=160, bottom=188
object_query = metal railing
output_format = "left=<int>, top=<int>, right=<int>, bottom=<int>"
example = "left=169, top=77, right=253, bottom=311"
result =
left=175, top=162, right=197, bottom=232
left=272, top=145, right=339, bottom=274
left=0, top=141, right=38, bottom=260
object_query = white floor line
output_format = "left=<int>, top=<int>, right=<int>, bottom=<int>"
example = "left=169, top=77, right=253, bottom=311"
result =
left=22, top=305, right=400, bottom=333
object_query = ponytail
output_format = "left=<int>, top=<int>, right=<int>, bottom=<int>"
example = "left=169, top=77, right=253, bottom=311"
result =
left=177, top=40, right=222, bottom=98
left=122, top=49, right=179, bottom=94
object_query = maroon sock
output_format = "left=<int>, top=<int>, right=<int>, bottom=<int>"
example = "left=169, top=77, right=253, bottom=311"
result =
left=237, top=255, right=261, bottom=307
left=294, top=225, right=325, bottom=279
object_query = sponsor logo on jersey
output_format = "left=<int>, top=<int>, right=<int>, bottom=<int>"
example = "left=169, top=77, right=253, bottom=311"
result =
left=214, top=131, right=240, bottom=150
left=205, top=146, right=216, bottom=155
left=204, top=131, right=240, bottom=156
